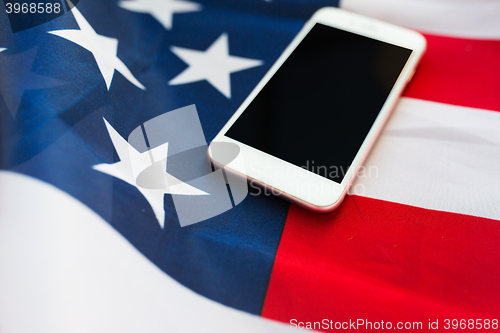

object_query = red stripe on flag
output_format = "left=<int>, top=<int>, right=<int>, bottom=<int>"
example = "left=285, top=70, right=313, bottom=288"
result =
left=262, top=196, right=500, bottom=326
left=403, top=34, right=500, bottom=112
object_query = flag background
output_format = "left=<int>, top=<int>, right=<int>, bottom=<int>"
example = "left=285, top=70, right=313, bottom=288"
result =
left=1, top=0, right=499, bottom=331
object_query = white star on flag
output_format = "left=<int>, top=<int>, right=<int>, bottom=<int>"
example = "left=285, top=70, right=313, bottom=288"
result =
left=0, top=48, right=6, bottom=53
left=48, top=7, right=145, bottom=90
left=119, top=0, right=201, bottom=30
left=93, top=118, right=208, bottom=228
left=169, top=33, right=263, bottom=98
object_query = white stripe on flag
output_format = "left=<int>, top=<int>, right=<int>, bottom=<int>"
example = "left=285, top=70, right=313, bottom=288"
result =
left=354, top=97, right=500, bottom=221
left=0, top=171, right=295, bottom=333
left=340, top=0, right=500, bottom=39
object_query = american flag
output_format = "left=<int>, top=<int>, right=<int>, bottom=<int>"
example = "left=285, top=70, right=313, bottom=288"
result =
left=0, top=0, right=499, bottom=332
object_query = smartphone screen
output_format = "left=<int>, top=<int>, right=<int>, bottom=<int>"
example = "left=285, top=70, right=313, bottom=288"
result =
left=225, top=23, right=412, bottom=184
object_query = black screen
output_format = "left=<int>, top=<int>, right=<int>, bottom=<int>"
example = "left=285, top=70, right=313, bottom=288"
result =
left=226, top=23, right=412, bottom=183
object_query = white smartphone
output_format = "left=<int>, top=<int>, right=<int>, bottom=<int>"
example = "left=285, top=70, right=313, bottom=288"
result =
left=208, top=7, right=426, bottom=212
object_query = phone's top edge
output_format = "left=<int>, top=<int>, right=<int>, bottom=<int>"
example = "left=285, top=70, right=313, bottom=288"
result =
left=312, top=7, right=427, bottom=49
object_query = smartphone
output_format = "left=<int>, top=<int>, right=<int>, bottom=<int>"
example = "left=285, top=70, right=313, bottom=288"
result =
left=208, top=7, right=426, bottom=212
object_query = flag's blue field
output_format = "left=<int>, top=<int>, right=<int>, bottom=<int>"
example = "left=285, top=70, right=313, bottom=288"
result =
left=0, top=0, right=338, bottom=315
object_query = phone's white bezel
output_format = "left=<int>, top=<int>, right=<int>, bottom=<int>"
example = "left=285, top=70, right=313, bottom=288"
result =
left=209, top=7, right=426, bottom=211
